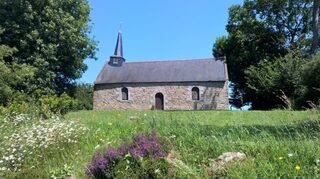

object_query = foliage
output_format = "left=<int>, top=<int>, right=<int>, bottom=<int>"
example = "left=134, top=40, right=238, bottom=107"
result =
left=49, top=164, right=73, bottom=179
left=213, top=0, right=315, bottom=109
left=37, top=93, right=79, bottom=118
left=244, top=51, right=320, bottom=109
left=86, top=130, right=169, bottom=179
left=245, top=51, right=306, bottom=109
left=299, top=54, right=320, bottom=107
left=73, top=83, right=93, bottom=110
left=0, top=45, right=35, bottom=106
left=0, top=0, right=97, bottom=96
left=2, top=92, right=79, bottom=119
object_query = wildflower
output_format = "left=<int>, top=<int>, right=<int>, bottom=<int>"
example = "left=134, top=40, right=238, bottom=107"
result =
left=288, top=153, right=294, bottom=157
left=108, top=122, right=112, bottom=126
left=95, top=145, right=100, bottom=149
left=1, top=167, right=7, bottom=171
left=278, top=156, right=284, bottom=160
left=144, top=113, right=147, bottom=117
left=86, top=130, right=167, bottom=178
left=295, top=165, right=301, bottom=171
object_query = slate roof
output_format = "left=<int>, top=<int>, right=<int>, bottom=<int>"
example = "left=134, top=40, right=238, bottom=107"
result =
left=95, top=58, right=228, bottom=84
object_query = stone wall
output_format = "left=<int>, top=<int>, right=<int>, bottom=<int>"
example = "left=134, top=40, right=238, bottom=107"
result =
left=93, top=81, right=228, bottom=110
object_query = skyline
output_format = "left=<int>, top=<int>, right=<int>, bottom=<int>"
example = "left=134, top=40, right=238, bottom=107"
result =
left=80, top=0, right=243, bottom=83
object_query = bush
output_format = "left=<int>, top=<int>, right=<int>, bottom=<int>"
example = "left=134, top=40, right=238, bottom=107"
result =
left=74, top=83, right=93, bottom=110
left=38, top=93, right=79, bottom=118
left=2, top=92, right=79, bottom=119
left=86, top=130, right=169, bottom=179
left=0, top=105, right=5, bottom=116
left=244, top=51, right=306, bottom=109
left=298, top=55, right=320, bottom=108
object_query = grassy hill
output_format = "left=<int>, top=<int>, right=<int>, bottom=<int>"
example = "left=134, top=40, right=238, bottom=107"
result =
left=1, top=110, right=320, bottom=178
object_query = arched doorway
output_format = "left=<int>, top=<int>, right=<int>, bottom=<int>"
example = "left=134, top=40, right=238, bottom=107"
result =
left=155, top=93, right=164, bottom=110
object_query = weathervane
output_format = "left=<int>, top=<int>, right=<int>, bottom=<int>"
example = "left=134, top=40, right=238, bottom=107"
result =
left=119, top=23, right=122, bottom=33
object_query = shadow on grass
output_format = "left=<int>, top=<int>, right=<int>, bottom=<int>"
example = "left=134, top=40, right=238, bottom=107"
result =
left=153, top=119, right=320, bottom=140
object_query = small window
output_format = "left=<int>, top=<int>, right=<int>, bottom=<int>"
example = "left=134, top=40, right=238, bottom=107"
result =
left=121, top=87, right=128, bottom=100
left=192, top=87, right=200, bottom=100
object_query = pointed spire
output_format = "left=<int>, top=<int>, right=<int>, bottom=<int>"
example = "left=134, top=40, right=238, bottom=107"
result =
left=109, top=30, right=126, bottom=67
left=114, top=31, right=123, bottom=57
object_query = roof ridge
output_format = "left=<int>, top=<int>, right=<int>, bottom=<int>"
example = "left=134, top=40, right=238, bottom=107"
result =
left=124, top=58, right=214, bottom=64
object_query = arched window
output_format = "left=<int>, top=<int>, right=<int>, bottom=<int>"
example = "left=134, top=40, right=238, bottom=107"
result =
left=121, top=87, right=128, bottom=100
left=192, top=87, right=200, bottom=100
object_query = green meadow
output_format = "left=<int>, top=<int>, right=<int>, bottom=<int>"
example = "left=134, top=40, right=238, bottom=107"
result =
left=1, top=110, right=320, bottom=178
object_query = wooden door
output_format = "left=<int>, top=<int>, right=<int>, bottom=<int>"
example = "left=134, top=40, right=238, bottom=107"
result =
left=155, top=93, right=164, bottom=110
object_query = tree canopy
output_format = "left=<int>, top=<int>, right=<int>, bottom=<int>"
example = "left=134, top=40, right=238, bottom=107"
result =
left=0, top=0, right=96, bottom=101
left=213, top=0, right=320, bottom=109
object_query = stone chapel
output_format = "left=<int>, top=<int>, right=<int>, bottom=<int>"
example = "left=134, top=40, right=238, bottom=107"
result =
left=93, top=32, right=229, bottom=110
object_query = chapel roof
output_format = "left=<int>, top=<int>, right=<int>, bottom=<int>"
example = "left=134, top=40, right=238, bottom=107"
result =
left=95, top=58, right=228, bottom=84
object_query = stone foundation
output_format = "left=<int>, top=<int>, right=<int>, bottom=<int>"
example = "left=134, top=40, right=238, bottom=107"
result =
left=93, top=81, right=228, bottom=110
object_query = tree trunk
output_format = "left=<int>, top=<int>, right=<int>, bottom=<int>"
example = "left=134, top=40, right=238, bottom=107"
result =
left=311, top=0, right=320, bottom=55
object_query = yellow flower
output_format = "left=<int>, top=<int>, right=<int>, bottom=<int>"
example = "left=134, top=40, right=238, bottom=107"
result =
left=108, top=122, right=112, bottom=126
left=295, top=165, right=301, bottom=171
left=278, top=156, right=284, bottom=160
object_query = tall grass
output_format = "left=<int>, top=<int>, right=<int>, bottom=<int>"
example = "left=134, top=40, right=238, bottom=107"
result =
left=0, top=110, right=319, bottom=178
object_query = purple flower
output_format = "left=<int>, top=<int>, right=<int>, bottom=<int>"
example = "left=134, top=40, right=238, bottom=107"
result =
left=86, top=152, right=111, bottom=178
left=86, top=130, right=167, bottom=178
left=129, top=130, right=167, bottom=158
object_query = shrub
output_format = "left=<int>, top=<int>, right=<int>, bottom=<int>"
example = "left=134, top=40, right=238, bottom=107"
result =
left=86, top=130, right=169, bottom=178
left=73, top=83, right=93, bottom=110
left=3, top=92, right=80, bottom=119
left=0, top=105, right=5, bottom=116
left=38, top=93, right=79, bottom=118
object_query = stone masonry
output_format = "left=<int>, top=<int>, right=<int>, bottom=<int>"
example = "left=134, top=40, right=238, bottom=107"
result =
left=93, top=81, right=228, bottom=110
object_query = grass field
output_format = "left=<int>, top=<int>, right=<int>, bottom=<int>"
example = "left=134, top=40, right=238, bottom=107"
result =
left=1, top=110, right=320, bottom=178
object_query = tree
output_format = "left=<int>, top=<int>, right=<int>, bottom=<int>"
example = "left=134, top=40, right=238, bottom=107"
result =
left=213, top=0, right=313, bottom=109
left=0, top=0, right=96, bottom=95
left=311, top=0, right=320, bottom=55
left=245, top=51, right=306, bottom=109
left=299, top=54, right=320, bottom=107
left=0, top=45, right=35, bottom=105
left=74, top=83, right=93, bottom=110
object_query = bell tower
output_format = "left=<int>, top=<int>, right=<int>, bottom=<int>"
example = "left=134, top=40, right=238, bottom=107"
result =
left=109, top=31, right=126, bottom=66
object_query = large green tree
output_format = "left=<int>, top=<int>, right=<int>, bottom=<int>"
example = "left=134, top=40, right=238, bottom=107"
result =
left=0, top=0, right=96, bottom=95
left=213, top=0, right=314, bottom=109
left=0, top=44, right=35, bottom=105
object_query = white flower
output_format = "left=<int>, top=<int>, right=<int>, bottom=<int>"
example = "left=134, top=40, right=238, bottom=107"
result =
left=1, top=167, right=7, bottom=171
left=288, top=153, right=294, bottom=157
left=94, top=145, right=100, bottom=149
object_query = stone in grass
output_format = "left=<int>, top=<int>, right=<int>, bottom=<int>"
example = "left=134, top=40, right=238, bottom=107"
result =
left=213, top=152, right=246, bottom=168
left=128, top=116, right=140, bottom=121
left=206, top=152, right=246, bottom=177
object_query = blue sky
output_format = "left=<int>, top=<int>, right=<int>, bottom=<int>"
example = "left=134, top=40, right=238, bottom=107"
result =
left=81, top=0, right=243, bottom=83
